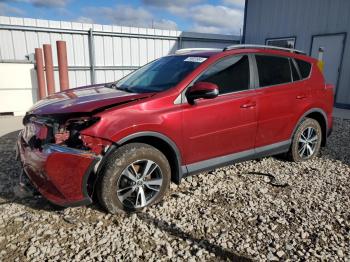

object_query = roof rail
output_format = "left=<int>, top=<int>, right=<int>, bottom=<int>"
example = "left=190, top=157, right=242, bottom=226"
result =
left=175, top=48, right=222, bottom=55
left=223, top=44, right=306, bottom=55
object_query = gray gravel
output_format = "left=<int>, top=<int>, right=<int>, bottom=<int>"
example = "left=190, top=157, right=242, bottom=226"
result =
left=0, top=118, right=349, bottom=261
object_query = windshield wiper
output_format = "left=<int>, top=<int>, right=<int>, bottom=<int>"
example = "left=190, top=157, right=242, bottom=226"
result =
left=116, top=86, right=134, bottom=93
left=104, top=82, right=133, bottom=93
left=104, top=82, right=117, bottom=89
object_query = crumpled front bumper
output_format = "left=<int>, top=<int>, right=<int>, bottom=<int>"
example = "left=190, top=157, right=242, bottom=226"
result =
left=16, top=131, right=99, bottom=207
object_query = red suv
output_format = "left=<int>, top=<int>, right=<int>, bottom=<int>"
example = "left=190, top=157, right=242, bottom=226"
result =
left=17, top=45, right=334, bottom=213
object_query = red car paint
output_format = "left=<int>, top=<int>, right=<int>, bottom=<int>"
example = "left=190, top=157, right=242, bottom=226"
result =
left=28, top=85, right=155, bottom=115
left=17, top=47, right=334, bottom=207
left=17, top=137, right=97, bottom=205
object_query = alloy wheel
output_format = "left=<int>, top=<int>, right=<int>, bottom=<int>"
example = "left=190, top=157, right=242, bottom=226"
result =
left=298, top=127, right=318, bottom=159
left=116, top=159, right=163, bottom=209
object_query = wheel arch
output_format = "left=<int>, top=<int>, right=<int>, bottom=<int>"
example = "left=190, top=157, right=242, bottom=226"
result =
left=86, top=132, right=184, bottom=199
left=116, top=132, right=184, bottom=184
left=293, top=108, right=328, bottom=147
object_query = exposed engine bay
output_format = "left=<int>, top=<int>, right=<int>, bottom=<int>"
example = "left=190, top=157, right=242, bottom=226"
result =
left=22, top=113, right=111, bottom=155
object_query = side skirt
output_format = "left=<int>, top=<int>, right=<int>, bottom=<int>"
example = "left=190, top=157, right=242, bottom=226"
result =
left=181, top=140, right=291, bottom=179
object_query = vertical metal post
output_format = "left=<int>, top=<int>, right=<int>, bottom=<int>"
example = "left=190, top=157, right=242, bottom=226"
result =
left=178, top=36, right=182, bottom=50
left=88, top=28, right=96, bottom=84
left=43, top=44, right=55, bottom=95
left=34, top=48, right=46, bottom=99
left=239, top=28, right=242, bottom=44
left=56, top=41, right=69, bottom=90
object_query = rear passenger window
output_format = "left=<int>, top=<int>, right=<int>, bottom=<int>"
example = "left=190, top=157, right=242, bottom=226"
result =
left=290, top=59, right=301, bottom=81
left=295, top=59, right=312, bottom=79
left=256, top=55, right=292, bottom=87
left=197, top=55, right=250, bottom=94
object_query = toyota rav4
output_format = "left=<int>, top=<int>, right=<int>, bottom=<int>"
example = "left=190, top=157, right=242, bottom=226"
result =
left=17, top=45, right=334, bottom=213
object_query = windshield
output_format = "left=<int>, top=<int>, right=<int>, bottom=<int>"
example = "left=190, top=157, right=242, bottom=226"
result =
left=116, top=55, right=208, bottom=93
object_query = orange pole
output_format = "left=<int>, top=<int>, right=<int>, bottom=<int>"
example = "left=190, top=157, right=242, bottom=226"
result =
left=35, top=48, right=46, bottom=99
left=43, top=44, right=55, bottom=95
left=56, top=41, right=69, bottom=91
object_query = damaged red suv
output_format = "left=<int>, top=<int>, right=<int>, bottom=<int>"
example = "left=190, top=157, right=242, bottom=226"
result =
left=17, top=45, right=334, bottom=213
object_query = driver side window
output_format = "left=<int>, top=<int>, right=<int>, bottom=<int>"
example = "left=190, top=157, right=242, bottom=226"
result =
left=197, top=55, right=250, bottom=94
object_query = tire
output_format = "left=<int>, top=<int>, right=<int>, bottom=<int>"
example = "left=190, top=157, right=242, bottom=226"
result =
left=97, top=143, right=171, bottom=214
left=286, top=118, right=322, bottom=162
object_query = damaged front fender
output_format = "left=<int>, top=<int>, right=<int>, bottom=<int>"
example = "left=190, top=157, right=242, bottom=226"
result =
left=17, top=136, right=100, bottom=207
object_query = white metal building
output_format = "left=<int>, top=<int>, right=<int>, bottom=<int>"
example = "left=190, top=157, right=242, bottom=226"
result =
left=0, top=16, right=239, bottom=116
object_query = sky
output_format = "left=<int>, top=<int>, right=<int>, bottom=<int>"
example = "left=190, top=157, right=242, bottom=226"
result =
left=0, top=0, right=245, bottom=35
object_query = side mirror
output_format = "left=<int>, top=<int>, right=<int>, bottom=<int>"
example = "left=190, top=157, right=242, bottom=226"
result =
left=187, top=82, right=219, bottom=104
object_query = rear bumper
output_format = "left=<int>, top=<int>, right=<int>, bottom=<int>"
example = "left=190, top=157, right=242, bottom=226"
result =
left=16, top=131, right=98, bottom=207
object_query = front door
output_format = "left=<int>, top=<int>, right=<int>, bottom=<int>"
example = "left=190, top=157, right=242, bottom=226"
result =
left=181, top=55, right=257, bottom=165
left=311, top=33, right=345, bottom=93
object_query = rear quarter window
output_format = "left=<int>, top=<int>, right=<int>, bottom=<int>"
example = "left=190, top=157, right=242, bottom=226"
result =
left=295, top=59, right=312, bottom=79
left=255, top=55, right=292, bottom=87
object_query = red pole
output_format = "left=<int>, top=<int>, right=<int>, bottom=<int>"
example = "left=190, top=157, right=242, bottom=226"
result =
left=35, top=48, right=46, bottom=99
left=56, top=41, right=69, bottom=91
left=43, top=44, right=55, bottom=95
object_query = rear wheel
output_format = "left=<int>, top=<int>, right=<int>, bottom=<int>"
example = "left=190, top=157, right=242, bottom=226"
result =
left=286, top=118, right=322, bottom=162
left=97, top=143, right=171, bottom=213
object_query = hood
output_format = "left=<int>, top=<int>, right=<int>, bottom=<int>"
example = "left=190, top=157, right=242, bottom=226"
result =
left=28, top=84, right=155, bottom=115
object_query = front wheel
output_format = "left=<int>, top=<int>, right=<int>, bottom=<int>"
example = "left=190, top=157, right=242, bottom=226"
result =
left=97, top=143, right=171, bottom=213
left=286, top=118, right=322, bottom=162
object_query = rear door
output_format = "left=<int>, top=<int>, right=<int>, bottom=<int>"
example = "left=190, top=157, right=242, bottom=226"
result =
left=181, top=54, right=257, bottom=164
left=254, top=54, right=309, bottom=148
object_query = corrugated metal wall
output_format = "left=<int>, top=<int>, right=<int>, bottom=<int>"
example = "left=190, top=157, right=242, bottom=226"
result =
left=0, top=16, right=239, bottom=92
left=244, top=0, right=350, bottom=107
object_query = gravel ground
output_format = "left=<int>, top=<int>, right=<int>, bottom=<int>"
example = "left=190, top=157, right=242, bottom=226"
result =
left=0, top=118, right=349, bottom=261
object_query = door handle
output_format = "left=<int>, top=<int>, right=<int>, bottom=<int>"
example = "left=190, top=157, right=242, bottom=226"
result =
left=296, top=94, right=307, bottom=99
left=240, top=102, right=256, bottom=108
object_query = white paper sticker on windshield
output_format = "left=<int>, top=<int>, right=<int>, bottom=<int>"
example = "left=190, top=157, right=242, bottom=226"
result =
left=184, top=57, right=207, bottom=63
